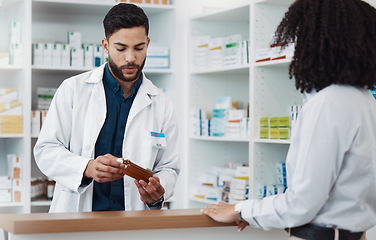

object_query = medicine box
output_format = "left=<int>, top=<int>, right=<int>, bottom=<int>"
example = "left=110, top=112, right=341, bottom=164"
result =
left=84, top=44, right=94, bottom=68
left=37, top=87, right=56, bottom=110
left=0, top=53, right=10, bottom=65
left=279, top=116, right=290, bottom=128
left=31, top=110, right=41, bottom=138
left=67, top=32, right=82, bottom=50
left=255, top=48, right=271, bottom=62
left=33, top=43, right=43, bottom=66
left=10, top=43, right=23, bottom=65
left=7, top=154, right=21, bottom=180
left=71, top=48, right=84, bottom=67
left=371, top=87, right=376, bottom=100
left=260, top=127, right=269, bottom=139
left=0, top=176, right=11, bottom=189
left=235, top=166, right=249, bottom=180
left=270, top=127, right=279, bottom=139
left=0, top=88, right=17, bottom=103
left=9, top=21, right=21, bottom=44
left=260, top=117, right=269, bottom=128
left=94, top=44, right=103, bottom=67
left=12, top=179, right=22, bottom=202
left=52, top=43, right=62, bottom=67
left=279, top=128, right=290, bottom=139
left=197, top=173, right=217, bottom=187
left=269, top=117, right=279, bottom=128
left=61, top=44, right=71, bottom=67
left=0, top=189, right=11, bottom=203
left=144, top=57, right=169, bottom=69
left=42, top=43, right=53, bottom=67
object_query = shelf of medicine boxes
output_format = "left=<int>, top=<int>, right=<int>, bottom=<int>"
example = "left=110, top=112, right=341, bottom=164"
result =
left=187, top=5, right=250, bottom=208
left=31, top=0, right=176, bottom=85
left=32, top=65, right=174, bottom=75
left=190, top=135, right=249, bottom=143
left=0, top=65, right=24, bottom=71
left=32, top=0, right=175, bottom=16
left=248, top=0, right=298, bottom=198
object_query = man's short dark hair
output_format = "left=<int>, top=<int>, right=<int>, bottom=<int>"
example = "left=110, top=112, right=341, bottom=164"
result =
left=103, top=3, right=149, bottom=39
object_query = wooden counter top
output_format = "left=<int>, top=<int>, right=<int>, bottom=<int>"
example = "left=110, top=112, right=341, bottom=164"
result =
left=0, top=209, right=236, bottom=234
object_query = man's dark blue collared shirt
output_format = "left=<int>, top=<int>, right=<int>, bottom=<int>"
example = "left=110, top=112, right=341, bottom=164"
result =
left=92, top=64, right=142, bottom=211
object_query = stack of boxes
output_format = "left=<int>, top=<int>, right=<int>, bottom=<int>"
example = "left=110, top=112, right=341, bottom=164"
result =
left=192, top=34, right=249, bottom=71
left=31, top=88, right=56, bottom=137
left=9, top=21, right=23, bottom=65
left=0, top=88, right=22, bottom=134
left=227, top=166, right=249, bottom=204
left=259, top=116, right=290, bottom=140
left=192, top=35, right=210, bottom=71
left=255, top=42, right=295, bottom=63
left=371, top=87, right=376, bottom=100
left=191, top=108, right=210, bottom=137
left=32, top=31, right=106, bottom=68
left=224, top=34, right=249, bottom=66
left=145, top=45, right=169, bottom=69
left=0, top=176, right=11, bottom=203
left=120, top=0, right=171, bottom=4
left=192, top=163, right=249, bottom=203
left=225, top=109, right=248, bottom=138
left=257, top=163, right=287, bottom=199
left=0, top=154, right=22, bottom=203
left=191, top=96, right=249, bottom=138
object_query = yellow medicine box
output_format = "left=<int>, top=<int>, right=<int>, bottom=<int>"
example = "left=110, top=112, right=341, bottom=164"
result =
left=269, top=117, right=279, bottom=128
left=270, top=128, right=280, bottom=139
left=260, top=128, right=269, bottom=139
left=279, top=116, right=290, bottom=128
left=279, top=128, right=290, bottom=139
left=260, top=117, right=269, bottom=127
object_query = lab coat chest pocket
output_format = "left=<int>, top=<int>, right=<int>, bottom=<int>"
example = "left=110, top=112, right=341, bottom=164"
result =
left=141, top=130, right=159, bottom=163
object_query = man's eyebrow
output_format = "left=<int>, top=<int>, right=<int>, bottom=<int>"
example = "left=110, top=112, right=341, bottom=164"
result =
left=114, top=42, right=147, bottom=47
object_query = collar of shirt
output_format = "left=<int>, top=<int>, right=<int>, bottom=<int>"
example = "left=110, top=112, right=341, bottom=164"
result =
left=302, top=88, right=317, bottom=104
left=104, top=63, right=143, bottom=99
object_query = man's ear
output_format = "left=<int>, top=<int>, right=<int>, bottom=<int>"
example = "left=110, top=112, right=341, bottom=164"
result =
left=102, top=38, right=109, bottom=54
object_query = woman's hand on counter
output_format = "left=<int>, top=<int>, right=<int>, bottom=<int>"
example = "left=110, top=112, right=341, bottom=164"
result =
left=201, top=202, right=249, bottom=231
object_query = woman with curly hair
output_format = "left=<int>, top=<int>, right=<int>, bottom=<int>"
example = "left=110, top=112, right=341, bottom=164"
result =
left=202, top=0, right=376, bottom=239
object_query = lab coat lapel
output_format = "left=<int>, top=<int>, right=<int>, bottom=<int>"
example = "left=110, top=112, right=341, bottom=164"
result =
left=126, top=74, right=158, bottom=129
left=82, top=65, right=107, bottom=157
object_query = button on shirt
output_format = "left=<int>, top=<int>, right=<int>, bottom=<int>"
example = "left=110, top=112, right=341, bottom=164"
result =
left=237, top=85, right=376, bottom=232
left=92, top=64, right=142, bottom=211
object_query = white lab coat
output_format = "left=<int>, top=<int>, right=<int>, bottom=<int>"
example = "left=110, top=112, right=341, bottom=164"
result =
left=34, top=63, right=180, bottom=212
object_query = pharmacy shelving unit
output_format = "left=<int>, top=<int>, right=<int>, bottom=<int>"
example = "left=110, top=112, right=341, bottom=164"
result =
left=30, top=0, right=177, bottom=212
left=0, top=0, right=177, bottom=214
left=187, top=4, right=251, bottom=207
left=0, top=0, right=32, bottom=214
left=187, top=0, right=304, bottom=207
left=249, top=0, right=300, bottom=198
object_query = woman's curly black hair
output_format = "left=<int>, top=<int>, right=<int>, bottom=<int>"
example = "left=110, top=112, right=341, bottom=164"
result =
left=273, top=0, right=376, bottom=93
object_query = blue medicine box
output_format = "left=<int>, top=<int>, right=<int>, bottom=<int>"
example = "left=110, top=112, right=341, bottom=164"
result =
left=372, top=86, right=376, bottom=100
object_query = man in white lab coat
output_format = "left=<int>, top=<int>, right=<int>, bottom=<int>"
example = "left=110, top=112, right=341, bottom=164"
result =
left=34, top=3, right=179, bottom=212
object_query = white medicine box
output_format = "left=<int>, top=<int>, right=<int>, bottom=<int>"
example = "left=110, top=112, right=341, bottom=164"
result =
left=33, top=43, right=43, bottom=66
left=67, top=32, right=82, bottom=50
left=52, top=43, right=62, bottom=67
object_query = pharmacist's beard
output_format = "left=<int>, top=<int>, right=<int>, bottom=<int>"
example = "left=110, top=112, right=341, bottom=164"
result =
left=108, top=57, right=146, bottom=82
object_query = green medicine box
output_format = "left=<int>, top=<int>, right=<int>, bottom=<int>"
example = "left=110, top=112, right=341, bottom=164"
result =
left=270, top=128, right=280, bottom=139
left=269, top=117, right=279, bottom=128
left=279, top=128, right=290, bottom=139
left=260, top=117, right=269, bottom=127
left=279, top=116, right=290, bottom=128
left=260, top=128, right=269, bottom=139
